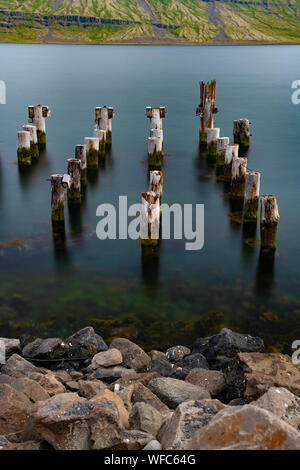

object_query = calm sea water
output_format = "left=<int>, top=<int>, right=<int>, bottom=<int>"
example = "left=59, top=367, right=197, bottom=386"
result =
left=0, top=44, right=300, bottom=351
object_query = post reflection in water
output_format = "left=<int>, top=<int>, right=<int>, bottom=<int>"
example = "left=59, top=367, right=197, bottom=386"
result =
left=67, top=201, right=83, bottom=241
left=255, top=248, right=276, bottom=297
left=241, top=221, right=258, bottom=263
left=141, top=243, right=161, bottom=291
left=51, top=219, right=70, bottom=266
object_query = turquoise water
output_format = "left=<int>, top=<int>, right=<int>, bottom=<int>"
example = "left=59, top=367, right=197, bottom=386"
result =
left=0, top=44, right=300, bottom=351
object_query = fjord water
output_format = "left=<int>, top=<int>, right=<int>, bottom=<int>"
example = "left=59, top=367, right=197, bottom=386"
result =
left=0, top=44, right=300, bottom=351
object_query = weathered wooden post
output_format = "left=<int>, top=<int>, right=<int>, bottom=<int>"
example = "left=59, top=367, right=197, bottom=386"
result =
left=94, top=129, right=106, bottom=157
left=84, top=137, right=99, bottom=169
left=234, top=118, right=250, bottom=148
left=231, top=157, right=247, bottom=198
left=51, top=174, right=65, bottom=222
left=260, top=195, right=280, bottom=250
left=28, top=105, right=51, bottom=149
left=17, top=131, right=31, bottom=166
left=67, top=158, right=81, bottom=203
left=148, top=136, right=163, bottom=170
left=146, top=107, right=165, bottom=139
left=196, top=80, right=217, bottom=148
left=149, top=170, right=163, bottom=202
left=224, top=143, right=239, bottom=180
left=95, top=107, right=114, bottom=147
left=206, top=128, right=220, bottom=159
left=75, top=144, right=87, bottom=185
left=216, top=137, right=229, bottom=173
left=244, top=171, right=261, bottom=221
left=141, top=191, right=160, bottom=246
left=22, top=125, right=39, bottom=160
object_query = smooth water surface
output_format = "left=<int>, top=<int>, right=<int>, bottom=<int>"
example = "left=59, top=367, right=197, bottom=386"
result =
left=0, top=44, right=300, bottom=350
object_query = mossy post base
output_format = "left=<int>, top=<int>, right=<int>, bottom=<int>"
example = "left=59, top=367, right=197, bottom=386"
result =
left=37, top=130, right=46, bottom=150
left=67, top=158, right=81, bottom=204
left=17, top=131, right=31, bottom=166
left=244, top=171, right=261, bottom=221
left=206, top=128, right=220, bottom=160
left=148, top=151, right=163, bottom=171
left=17, top=147, right=31, bottom=166
left=260, top=195, right=280, bottom=250
left=75, top=144, right=87, bottom=186
left=106, top=130, right=112, bottom=148
left=84, top=137, right=100, bottom=170
left=216, top=137, right=229, bottom=168
left=23, top=125, right=39, bottom=160
left=30, top=142, right=39, bottom=160
left=224, top=144, right=239, bottom=181
left=231, top=157, right=247, bottom=199
left=200, top=130, right=207, bottom=150
left=51, top=175, right=65, bottom=223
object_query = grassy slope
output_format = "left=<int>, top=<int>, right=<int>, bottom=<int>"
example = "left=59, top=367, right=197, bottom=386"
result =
left=0, top=0, right=300, bottom=43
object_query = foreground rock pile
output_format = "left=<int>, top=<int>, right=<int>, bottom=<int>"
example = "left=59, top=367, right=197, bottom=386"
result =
left=0, top=327, right=299, bottom=450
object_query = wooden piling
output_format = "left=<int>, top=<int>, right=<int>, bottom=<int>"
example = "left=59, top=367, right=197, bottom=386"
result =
left=22, top=125, right=39, bottom=160
left=95, top=106, right=114, bottom=147
left=28, top=105, right=50, bottom=149
left=244, top=171, right=261, bottom=221
left=149, top=170, right=163, bottom=202
left=146, top=107, right=165, bottom=139
left=196, top=80, right=217, bottom=147
left=17, top=131, right=31, bottom=166
left=84, top=137, right=99, bottom=169
left=234, top=118, right=250, bottom=148
left=141, top=191, right=160, bottom=246
left=75, top=144, right=87, bottom=184
left=148, top=136, right=163, bottom=170
left=260, top=195, right=280, bottom=250
left=51, top=174, right=65, bottom=222
left=224, top=143, right=239, bottom=180
left=67, top=158, right=81, bottom=203
left=216, top=137, right=229, bottom=171
left=206, top=128, right=220, bottom=159
left=231, top=157, right=247, bottom=198
left=94, top=129, right=106, bottom=156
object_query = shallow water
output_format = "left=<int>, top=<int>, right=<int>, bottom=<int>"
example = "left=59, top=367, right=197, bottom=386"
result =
left=0, top=44, right=300, bottom=351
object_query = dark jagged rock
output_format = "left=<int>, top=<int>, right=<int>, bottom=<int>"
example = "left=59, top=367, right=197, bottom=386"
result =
left=65, top=326, right=108, bottom=359
left=22, top=338, right=68, bottom=360
left=176, top=353, right=209, bottom=371
left=193, top=328, right=264, bottom=363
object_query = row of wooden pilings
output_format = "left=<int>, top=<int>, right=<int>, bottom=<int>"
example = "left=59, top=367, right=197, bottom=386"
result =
left=49, top=106, right=114, bottom=225
left=197, top=79, right=280, bottom=251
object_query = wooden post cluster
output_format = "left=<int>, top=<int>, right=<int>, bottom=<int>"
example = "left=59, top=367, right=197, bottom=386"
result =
left=28, top=105, right=51, bottom=149
left=195, top=79, right=279, bottom=250
left=95, top=106, right=114, bottom=147
left=146, top=107, right=165, bottom=170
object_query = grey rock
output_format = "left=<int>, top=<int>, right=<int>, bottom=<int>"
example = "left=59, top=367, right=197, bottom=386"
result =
left=65, top=326, right=108, bottom=359
left=129, top=403, right=163, bottom=437
left=148, top=350, right=166, bottom=361
left=0, top=338, right=20, bottom=356
left=0, top=436, right=10, bottom=448
left=166, top=345, right=191, bottom=363
left=252, top=387, right=300, bottom=430
left=185, top=368, right=227, bottom=397
left=23, top=338, right=67, bottom=359
left=90, top=366, right=136, bottom=383
left=91, top=348, right=123, bottom=369
left=143, top=439, right=162, bottom=450
left=176, top=353, right=209, bottom=371
left=1, top=353, right=37, bottom=376
left=109, top=338, right=150, bottom=371
left=78, top=379, right=108, bottom=399
left=160, top=400, right=220, bottom=450
left=148, top=377, right=210, bottom=409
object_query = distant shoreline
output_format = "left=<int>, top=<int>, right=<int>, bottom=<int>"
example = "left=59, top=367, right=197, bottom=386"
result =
left=1, top=39, right=300, bottom=46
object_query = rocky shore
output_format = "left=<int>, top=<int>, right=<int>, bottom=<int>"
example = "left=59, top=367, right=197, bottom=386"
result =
left=0, top=327, right=299, bottom=450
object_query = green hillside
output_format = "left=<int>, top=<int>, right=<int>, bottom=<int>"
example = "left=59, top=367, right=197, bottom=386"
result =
left=1, top=0, right=300, bottom=43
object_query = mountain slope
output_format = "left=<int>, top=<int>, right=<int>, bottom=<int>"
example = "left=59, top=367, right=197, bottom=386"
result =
left=0, top=0, right=300, bottom=44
